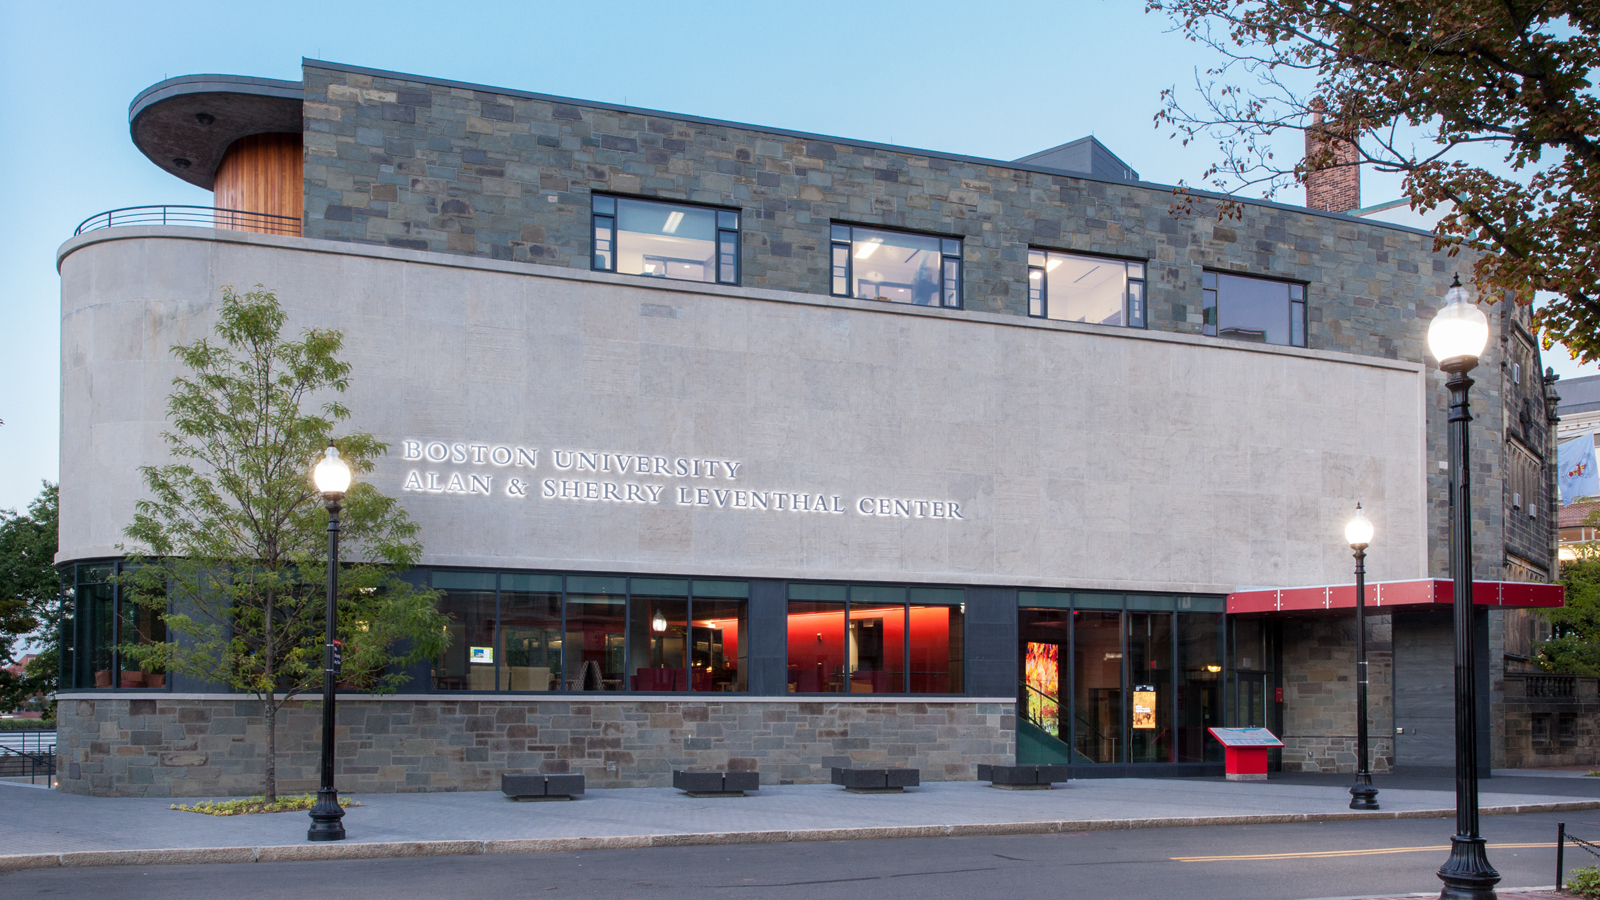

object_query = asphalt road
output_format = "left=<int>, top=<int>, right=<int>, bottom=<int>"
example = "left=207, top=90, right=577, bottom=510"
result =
left=5, top=811, right=1592, bottom=900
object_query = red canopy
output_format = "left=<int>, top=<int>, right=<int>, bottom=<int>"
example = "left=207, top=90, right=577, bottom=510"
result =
left=1227, top=579, right=1563, bottom=615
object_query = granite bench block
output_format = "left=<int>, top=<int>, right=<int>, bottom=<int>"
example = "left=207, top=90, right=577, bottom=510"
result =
left=831, top=766, right=920, bottom=792
left=976, top=764, right=1068, bottom=789
left=502, top=772, right=585, bottom=800
left=672, top=769, right=759, bottom=796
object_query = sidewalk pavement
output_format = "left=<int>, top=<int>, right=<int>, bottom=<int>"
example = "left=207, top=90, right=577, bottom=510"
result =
left=2, top=771, right=1595, bottom=872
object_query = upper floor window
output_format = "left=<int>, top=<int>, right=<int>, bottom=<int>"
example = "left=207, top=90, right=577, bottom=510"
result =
left=830, top=224, right=962, bottom=309
left=1201, top=271, right=1307, bottom=347
left=592, top=195, right=739, bottom=285
left=1028, top=250, right=1146, bottom=328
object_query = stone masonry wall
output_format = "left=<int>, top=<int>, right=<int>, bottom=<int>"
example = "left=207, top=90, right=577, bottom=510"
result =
left=1502, top=675, right=1600, bottom=769
left=1280, top=616, right=1395, bottom=773
left=56, top=696, right=1013, bottom=798
left=295, top=60, right=1513, bottom=585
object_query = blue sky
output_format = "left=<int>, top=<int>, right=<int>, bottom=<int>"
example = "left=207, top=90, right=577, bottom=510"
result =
left=1, top=0, right=1593, bottom=513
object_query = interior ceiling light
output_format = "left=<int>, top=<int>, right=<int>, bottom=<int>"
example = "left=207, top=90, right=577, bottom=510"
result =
left=663, top=211, right=684, bottom=233
left=854, top=239, right=882, bottom=260
left=195, top=112, right=215, bottom=125
left=1028, top=270, right=1042, bottom=280
left=1046, top=258, right=1063, bottom=272
left=652, top=609, right=667, bottom=632
left=172, top=158, right=191, bottom=169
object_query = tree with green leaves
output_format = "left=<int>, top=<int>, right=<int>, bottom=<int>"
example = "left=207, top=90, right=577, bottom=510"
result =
left=1149, top=1, right=1600, bottom=364
left=120, top=285, right=447, bottom=801
left=1540, top=513, right=1600, bottom=676
left=0, top=482, right=59, bottom=713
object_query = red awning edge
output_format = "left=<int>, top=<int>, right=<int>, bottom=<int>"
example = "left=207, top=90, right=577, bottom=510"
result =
left=1227, top=579, right=1564, bottom=615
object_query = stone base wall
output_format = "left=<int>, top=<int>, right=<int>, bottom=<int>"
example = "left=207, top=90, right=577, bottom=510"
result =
left=1502, top=675, right=1600, bottom=769
left=56, top=695, right=1014, bottom=798
left=1281, top=734, right=1394, bottom=773
left=1280, top=616, right=1395, bottom=774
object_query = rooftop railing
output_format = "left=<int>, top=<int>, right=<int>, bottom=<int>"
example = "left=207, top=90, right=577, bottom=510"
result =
left=75, top=205, right=302, bottom=237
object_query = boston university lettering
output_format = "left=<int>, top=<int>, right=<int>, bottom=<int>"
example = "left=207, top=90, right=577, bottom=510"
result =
left=51, top=60, right=1558, bottom=797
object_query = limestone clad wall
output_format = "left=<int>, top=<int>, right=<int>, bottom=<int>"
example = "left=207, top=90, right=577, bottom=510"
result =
left=56, top=696, right=1013, bottom=797
left=58, top=229, right=1430, bottom=593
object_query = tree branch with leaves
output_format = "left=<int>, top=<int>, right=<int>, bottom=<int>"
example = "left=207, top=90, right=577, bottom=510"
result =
left=120, top=285, right=447, bottom=801
left=1149, top=0, right=1600, bottom=362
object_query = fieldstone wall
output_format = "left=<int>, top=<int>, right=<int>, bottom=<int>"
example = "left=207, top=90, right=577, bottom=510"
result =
left=1502, top=674, right=1600, bottom=769
left=56, top=696, right=1013, bottom=798
left=1280, top=616, right=1395, bottom=773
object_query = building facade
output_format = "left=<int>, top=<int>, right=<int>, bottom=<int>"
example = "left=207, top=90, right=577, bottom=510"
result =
left=53, top=60, right=1560, bottom=797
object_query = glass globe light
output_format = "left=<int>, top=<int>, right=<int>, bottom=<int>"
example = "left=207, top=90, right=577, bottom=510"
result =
left=313, top=445, right=353, bottom=498
left=1345, top=503, right=1374, bottom=548
left=1426, top=275, right=1489, bottom=366
left=651, top=609, right=668, bottom=633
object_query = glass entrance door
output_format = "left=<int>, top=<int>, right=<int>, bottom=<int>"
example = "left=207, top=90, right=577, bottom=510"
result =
left=1237, top=673, right=1270, bottom=728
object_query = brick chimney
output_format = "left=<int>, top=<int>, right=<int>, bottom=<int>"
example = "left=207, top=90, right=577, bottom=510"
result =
left=1304, top=106, right=1360, bottom=213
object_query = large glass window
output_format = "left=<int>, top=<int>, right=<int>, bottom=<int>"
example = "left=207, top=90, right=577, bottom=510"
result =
left=787, top=583, right=965, bottom=694
left=1018, top=605, right=1070, bottom=741
left=787, top=584, right=846, bottom=693
left=1176, top=605, right=1223, bottom=763
left=1127, top=608, right=1172, bottom=764
left=830, top=224, right=962, bottom=308
left=1201, top=271, right=1307, bottom=347
left=692, top=580, right=749, bottom=692
left=908, top=589, right=964, bottom=694
left=1072, top=605, right=1123, bottom=764
left=592, top=195, right=739, bottom=285
left=57, top=561, right=166, bottom=691
left=566, top=576, right=627, bottom=691
left=434, top=571, right=498, bottom=691
left=629, top=579, right=690, bottom=692
left=500, top=573, right=563, bottom=691
left=1028, top=250, right=1146, bottom=328
left=429, top=571, right=746, bottom=693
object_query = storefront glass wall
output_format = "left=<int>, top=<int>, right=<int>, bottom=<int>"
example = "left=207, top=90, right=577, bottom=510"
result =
left=786, top=583, right=965, bottom=694
left=431, top=571, right=748, bottom=693
left=58, top=560, right=165, bottom=691
left=1018, top=591, right=1225, bottom=766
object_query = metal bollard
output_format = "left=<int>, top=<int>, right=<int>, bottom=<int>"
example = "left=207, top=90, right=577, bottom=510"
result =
left=1558, top=822, right=1565, bottom=891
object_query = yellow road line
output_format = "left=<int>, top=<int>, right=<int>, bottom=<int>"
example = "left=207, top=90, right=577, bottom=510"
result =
left=1173, top=843, right=1554, bottom=862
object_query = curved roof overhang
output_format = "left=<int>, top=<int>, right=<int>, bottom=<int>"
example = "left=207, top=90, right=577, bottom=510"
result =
left=129, top=74, right=303, bottom=191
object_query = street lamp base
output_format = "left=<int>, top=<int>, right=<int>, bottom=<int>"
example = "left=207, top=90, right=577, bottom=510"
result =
left=1348, top=781, right=1379, bottom=811
left=306, top=788, right=346, bottom=841
left=1437, top=835, right=1499, bottom=900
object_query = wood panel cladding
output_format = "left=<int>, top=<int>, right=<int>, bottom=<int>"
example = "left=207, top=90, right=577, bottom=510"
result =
left=213, top=132, right=303, bottom=233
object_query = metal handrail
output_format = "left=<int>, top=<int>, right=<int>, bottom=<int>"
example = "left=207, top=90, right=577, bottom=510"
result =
left=74, top=205, right=302, bottom=237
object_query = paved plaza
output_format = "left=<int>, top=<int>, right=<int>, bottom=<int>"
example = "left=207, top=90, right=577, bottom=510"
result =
left=2, top=771, right=1595, bottom=870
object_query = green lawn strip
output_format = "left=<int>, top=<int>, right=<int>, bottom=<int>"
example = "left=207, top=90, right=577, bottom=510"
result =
left=171, top=794, right=361, bottom=816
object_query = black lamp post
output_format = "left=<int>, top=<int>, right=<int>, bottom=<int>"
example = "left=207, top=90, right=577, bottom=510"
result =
left=1345, top=504, right=1378, bottom=811
left=308, top=444, right=351, bottom=842
left=1427, top=275, right=1498, bottom=900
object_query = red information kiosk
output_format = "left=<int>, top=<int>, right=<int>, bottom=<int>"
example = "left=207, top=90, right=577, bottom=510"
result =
left=1208, top=727, right=1283, bottom=782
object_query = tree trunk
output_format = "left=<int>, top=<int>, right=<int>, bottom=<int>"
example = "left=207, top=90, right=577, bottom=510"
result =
left=263, top=690, right=277, bottom=803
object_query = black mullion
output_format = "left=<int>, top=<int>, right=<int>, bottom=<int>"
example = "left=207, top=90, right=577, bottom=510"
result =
left=559, top=575, right=569, bottom=693
left=493, top=574, right=502, bottom=692
left=1120, top=607, right=1129, bottom=765
left=686, top=585, right=694, bottom=693
left=1066, top=600, right=1075, bottom=764
left=1169, top=610, right=1178, bottom=764
left=901, top=589, right=910, bottom=695
left=111, top=562, right=120, bottom=686
left=623, top=578, right=632, bottom=694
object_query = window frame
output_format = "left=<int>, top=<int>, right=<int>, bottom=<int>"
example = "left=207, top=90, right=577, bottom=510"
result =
left=785, top=581, right=967, bottom=695
left=1201, top=270, right=1308, bottom=348
left=1027, top=248, right=1148, bottom=328
left=829, top=222, right=963, bottom=309
left=428, top=569, right=750, bottom=694
left=590, top=194, right=741, bottom=286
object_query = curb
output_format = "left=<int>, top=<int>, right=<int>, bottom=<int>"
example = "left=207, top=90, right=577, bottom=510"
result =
left=4, top=800, right=1596, bottom=873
